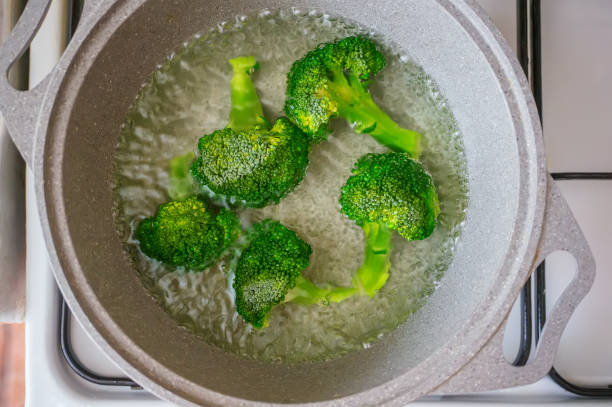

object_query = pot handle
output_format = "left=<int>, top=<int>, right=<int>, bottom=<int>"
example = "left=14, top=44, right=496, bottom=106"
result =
left=0, top=0, right=53, bottom=167
left=435, top=175, right=596, bottom=394
left=0, top=0, right=109, bottom=166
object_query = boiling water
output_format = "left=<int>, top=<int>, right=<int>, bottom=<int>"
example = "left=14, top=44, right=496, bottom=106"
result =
left=112, top=10, right=468, bottom=363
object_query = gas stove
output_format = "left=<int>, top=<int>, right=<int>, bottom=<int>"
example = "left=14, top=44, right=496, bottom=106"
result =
left=22, top=0, right=612, bottom=405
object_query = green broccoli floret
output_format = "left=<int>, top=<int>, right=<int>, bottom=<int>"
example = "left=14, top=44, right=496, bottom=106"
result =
left=340, top=152, right=440, bottom=296
left=191, top=117, right=309, bottom=207
left=285, top=36, right=421, bottom=157
left=233, top=220, right=356, bottom=328
left=190, top=56, right=310, bottom=208
left=135, top=196, right=240, bottom=269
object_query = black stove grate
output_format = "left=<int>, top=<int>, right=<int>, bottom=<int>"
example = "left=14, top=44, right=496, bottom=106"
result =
left=57, top=0, right=612, bottom=396
left=514, top=0, right=612, bottom=397
left=511, top=0, right=533, bottom=369
left=59, top=298, right=141, bottom=389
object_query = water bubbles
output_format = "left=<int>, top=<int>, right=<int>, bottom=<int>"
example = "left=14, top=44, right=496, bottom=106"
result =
left=233, top=15, right=244, bottom=28
left=321, top=14, right=332, bottom=28
left=216, top=21, right=226, bottom=33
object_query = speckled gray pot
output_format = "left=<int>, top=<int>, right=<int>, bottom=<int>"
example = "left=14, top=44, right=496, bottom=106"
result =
left=0, top=0, right=596, bottom=405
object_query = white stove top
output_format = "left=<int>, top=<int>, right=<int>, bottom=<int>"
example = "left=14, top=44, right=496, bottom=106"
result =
left=23, top=0, right=612, bottom=405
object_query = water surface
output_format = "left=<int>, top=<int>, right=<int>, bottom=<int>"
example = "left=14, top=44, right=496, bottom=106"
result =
left=112, top=10, right=468, bottom=363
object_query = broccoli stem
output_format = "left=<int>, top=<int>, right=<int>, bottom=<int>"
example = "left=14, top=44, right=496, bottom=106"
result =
left=329, top=71, right=422, bottom=159
left=255, top=278, right=356, bottom=328
left=168, top=151, right=196, bottom=200
left=344, top=95, right=422, bottom=159
left=352, top=222, right=393, bottom=297
left=227, top=56, right=269, bottom=131
left=286, top=275, right=358, bottom=305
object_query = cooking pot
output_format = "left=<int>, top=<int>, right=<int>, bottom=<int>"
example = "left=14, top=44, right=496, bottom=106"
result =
left=0, top=0, right=596, bottom=405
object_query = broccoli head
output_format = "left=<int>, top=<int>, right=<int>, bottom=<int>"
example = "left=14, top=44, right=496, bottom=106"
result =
left=191, top=117, right=310, bottom=207
left=341, top=152, right=439, bottom=239
left=233, top=220, right=356, bottom=328
left=135, top=196, right=240, bottom=269
left=285, top=36, right=421, bottom=157
left=190, top=56, right=310, bottom=208
left=340, top=152, right=440, bottom=296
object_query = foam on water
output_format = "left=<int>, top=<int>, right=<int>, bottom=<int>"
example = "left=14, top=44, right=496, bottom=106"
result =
left=112, top=10, right=468, bottom=363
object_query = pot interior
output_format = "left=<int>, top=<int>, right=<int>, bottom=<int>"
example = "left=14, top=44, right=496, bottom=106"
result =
left=45, top=0, right=530, bottom=404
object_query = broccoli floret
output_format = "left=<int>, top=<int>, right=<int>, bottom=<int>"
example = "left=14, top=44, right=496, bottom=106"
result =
left=285, top=36, right=421, bottom=157
left=190, top=56, right=310, bottom=208
left=191, top=117, right=309, bottom=207
left=340, top=152, right=440, bottom=296
left=135, top=196, right=240, bottom=269
left=233, top=220, right=356, bottom=328
left=233, top=220, right=310, bottom=327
